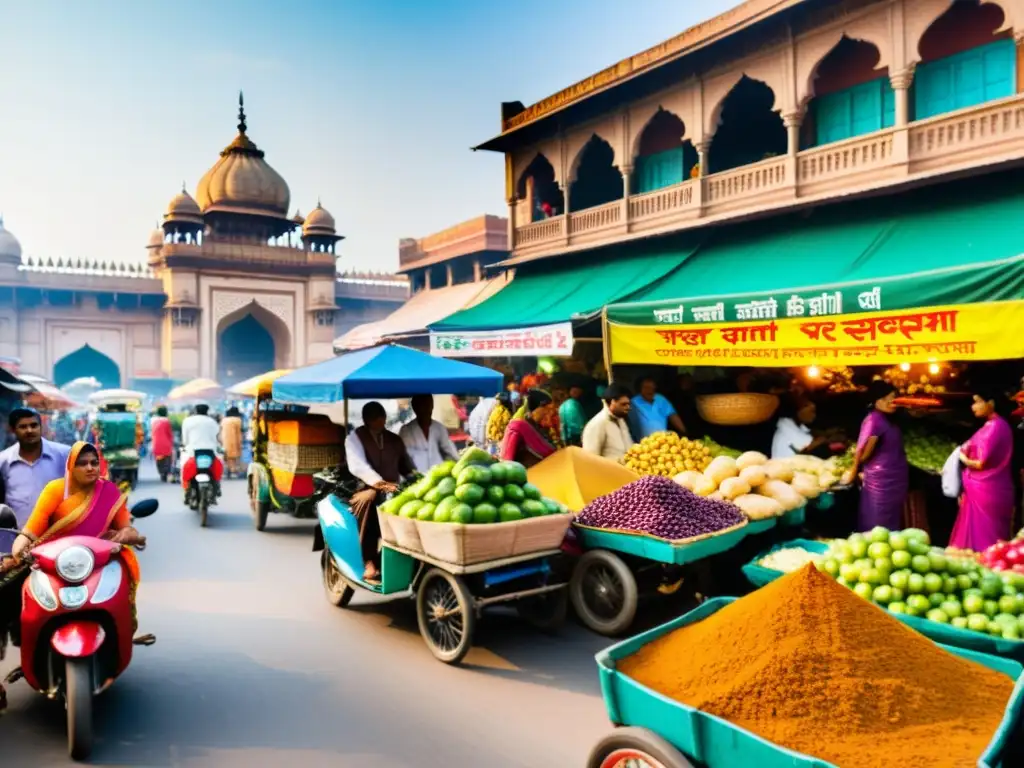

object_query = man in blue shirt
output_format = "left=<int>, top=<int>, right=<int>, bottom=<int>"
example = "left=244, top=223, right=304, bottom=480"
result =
left=0, top=408, right=72, bottom=528
left=630, top=376, right=687, bottom=439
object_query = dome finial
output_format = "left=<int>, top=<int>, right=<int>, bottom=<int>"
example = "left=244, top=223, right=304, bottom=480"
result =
left=181, top=180, right=187, bottom=193
left=316, top=196, right=322, bottom=208
left=237, top=90, right=247, bottom=134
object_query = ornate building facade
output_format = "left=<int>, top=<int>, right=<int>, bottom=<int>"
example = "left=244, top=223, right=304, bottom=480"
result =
left=0, top=95, right=408, bottom=389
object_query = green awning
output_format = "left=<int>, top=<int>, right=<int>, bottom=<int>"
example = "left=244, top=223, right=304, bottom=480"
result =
left=608, top=181, right=1024, bottom=325
left=431, top=244, right=698, bottom=332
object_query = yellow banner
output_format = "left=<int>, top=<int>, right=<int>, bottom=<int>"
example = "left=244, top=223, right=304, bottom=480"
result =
left=607, top=301, right=1024, bottom=367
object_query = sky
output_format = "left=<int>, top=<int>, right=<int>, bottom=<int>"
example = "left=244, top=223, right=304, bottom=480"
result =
left=0, top=0, right=736, bottom=273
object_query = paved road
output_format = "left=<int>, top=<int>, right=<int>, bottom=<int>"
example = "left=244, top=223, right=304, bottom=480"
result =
left=1, top=464, right=615, bottom=767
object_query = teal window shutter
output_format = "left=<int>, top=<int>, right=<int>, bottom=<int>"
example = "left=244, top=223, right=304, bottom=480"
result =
left=816, top=90, right=852, bottom=145
left=635, top=147, right=684, bottom=193
left=882, top=84, right=896, bottom=128
left=815, top=77, right=895, bottom=145
left=915, top=39, right=1016, bottom=120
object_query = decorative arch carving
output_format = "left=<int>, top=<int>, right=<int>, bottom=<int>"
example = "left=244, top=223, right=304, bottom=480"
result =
left=513, top=139, right=563, bottom=194
left=905, top=0, right=1019, bottom=65
left=703, top=51, right=789, bottom=136
left=566, top=115, right=623, bottom=182
left=795, top=12, right=893, bottom=105
left=215, top=297, right=293, bottom=370
left=628, top=84, right=698, bottom=164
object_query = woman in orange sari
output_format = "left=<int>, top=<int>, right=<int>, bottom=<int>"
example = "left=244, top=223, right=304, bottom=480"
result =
left=11, top=442, right=148, bottom=625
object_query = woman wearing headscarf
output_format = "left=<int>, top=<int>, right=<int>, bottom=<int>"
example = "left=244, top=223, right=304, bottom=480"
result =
left=843, top=380, right=908, bottom=531
left=501, top=390, right=558, bottom=468
left=949, top=384, right=1016, bottom=551
left=1, top=442, right=151, bottom=711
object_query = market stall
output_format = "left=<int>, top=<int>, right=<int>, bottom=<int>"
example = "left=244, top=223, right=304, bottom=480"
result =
left=167, top=377, right=224, bottom=404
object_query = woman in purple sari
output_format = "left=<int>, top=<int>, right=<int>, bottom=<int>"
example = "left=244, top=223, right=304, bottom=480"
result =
left=843, top=381, right=908, bottom=531
left=501, top=390, right=557, bottom=469
left=949, top=385, right=1015, bottom=552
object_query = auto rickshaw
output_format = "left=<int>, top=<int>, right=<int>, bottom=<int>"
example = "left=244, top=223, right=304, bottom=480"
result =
left=87, top=389, right=146, bottom=491
left=239, top=370, right=343, bottom=532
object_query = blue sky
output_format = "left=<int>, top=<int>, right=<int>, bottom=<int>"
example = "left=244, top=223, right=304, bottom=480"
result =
left=0, top=0, right=735, bottom=272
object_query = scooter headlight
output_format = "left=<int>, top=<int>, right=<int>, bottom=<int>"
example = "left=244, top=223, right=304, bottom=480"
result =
left=55, top=545, right=95, bottom=583
left=29, top=570, right=58, bottom=611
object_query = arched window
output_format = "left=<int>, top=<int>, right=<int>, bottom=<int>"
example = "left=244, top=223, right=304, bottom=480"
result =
left=633, top=110, right=698, bottom=193
left=807, top=38, right=893, bottom=147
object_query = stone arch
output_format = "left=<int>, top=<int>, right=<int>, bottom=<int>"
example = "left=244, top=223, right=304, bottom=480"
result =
left=800, top=35, right=890, bottom=107
left=703, top=51, right=790, bottom=137
left=515, top=153, right=564, bottom=220
left=53, top=344, right=121, bottom=389
left=918, top=0, right=1011, bottom=62
left=215, top=301, right=291, bottom=386
left=631, top=109, right=699, bottom=192
left=907, top=0, right=1018, bottom=65
left=568, top=135, right=624, bottom=211
left=795, top=13, right=893, bottom=107
left=707, top=77, right=787, bottom=174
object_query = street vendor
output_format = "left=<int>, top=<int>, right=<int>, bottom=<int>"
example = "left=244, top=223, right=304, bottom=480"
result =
left=398, top=394, right=458, bottom=473
left=771, top=395, right=828, bottom=459
left=344, top=401, right=416, bottom=583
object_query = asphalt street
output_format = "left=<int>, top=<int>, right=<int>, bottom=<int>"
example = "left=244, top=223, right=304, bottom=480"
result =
left=1, top=464, right=615, bottom=767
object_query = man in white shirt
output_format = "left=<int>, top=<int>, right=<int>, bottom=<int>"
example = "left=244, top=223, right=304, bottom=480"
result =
left=467, top=397, right=496, bottom=448
left=583, top=384, right=636, bottom=462
left=399, top=395, right=459, bottom=473
left=180, top=404, right=223, bottom=498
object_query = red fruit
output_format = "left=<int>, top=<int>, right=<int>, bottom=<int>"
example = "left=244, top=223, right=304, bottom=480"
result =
left=1012, top=564, right=1024, bottom=574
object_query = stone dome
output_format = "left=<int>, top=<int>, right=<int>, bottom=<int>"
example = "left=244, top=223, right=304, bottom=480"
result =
left=302, top=201, right=336, bottom=236
left=164, top=187, right=203, bottom=224
left=195, top=94, right=290, bottom=219
left=0, top=217, right=23, bottom=264
left=147, top=227, right=165, bottom=248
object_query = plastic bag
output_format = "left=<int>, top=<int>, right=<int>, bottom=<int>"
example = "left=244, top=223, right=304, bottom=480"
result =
left=941, top=447, right=962, bottom=499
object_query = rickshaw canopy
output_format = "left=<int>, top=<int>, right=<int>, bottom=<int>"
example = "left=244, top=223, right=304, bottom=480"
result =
left=228, top=369, right=293, bottom=399
left=272, top=344, right=503, bottom=403
left=87, top=389, right=145, bottom=407
left=168, top=378, right=223, bottom=402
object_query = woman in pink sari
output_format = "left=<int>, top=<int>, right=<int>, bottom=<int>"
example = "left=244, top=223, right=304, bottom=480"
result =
left=949, top=386, right=1015, bottom=552
left=501, top=390, right=557, bottom=468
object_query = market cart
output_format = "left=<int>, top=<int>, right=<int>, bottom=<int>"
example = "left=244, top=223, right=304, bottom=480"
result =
left=569, top=522, right=749, bottom=637
left=87, top=389, right=146, bottom=491
left=587, top=597, right=1024, bottom=768
left=272, top=344, right=573, bottom=664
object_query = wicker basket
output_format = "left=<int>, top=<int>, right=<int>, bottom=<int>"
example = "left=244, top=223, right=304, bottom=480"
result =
left=696, top=393, right=779, bottom=426
left=415, top=513, right=573, bottom=566
left=267, top=442, right=341, bottom=473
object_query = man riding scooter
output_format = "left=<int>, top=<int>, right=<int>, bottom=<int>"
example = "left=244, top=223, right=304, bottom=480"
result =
left=180, top=404, right=224, bottom=506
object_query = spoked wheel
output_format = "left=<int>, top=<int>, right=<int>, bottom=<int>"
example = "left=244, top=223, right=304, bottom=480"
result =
left=416, top=568, right=475, bottom=664
left=321, top=550, right=355, bottom=607
left=570, top=550, right=638, bottom=637
left=65, top=658, right=94, bottom=761
left=516, top=587, right=568, bottom=631
left=249, top=478, right=270, bottom=531
left=587, top=728, right=694, bottom=768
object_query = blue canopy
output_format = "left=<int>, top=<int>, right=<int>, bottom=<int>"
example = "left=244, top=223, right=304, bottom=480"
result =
left=271, top=344, right=504, bottom=403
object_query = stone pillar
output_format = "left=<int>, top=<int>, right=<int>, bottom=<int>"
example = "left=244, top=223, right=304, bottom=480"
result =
left=1016, top=32, right=1024, bottom=93
left=562, top=183, right=572, bottom=241
left=890, top=67, right=916, bottom=166
left=446, top=263, right=454, bottom=287
left=695, top=140, right=712, bottom=215
left=620, top=164, right=632, bottom=229
left=782, top=110, right=803, bottom=194
left=507, top=196, right=517, bottom=252
left=473, top=259, right=482, bottom=283
left=424, top=268, right=432, bottom=292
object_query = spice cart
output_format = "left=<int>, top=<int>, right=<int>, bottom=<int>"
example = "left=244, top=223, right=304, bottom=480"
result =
left=586, top=567, right=1024, bottom=768
left=272, top=345, right=574, bottom=664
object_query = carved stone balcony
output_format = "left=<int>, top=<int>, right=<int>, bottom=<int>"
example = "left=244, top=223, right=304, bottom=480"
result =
left=511, top=94, right=1024, bottom=262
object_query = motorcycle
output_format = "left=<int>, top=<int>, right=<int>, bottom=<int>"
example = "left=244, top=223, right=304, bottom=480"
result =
left=184, top=449, right=219, bottom=527
left=1, top=498, right=158, bottom=761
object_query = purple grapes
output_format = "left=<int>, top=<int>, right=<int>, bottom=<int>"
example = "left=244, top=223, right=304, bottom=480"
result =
left=576, top=475, right=745, bottom=541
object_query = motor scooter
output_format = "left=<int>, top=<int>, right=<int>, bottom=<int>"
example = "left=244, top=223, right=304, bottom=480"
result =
left=0, top=498, right=158, bottom=761
left=183, top=449, right=219, bottom=527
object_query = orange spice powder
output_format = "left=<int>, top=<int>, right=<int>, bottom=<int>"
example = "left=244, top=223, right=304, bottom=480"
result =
left=619, top=565, right=1016, bottom=768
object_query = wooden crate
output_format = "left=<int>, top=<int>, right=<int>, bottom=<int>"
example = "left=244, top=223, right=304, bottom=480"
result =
left=510, top=513, right=574, bottom=556
left=415, top=513, right=573, bottom=566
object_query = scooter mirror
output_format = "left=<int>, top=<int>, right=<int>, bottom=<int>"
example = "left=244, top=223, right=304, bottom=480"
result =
left=130, top=499, right=160, bottom=518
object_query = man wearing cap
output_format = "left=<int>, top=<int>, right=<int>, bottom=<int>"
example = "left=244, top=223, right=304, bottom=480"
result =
left=0, top=408, right=72, bottom=528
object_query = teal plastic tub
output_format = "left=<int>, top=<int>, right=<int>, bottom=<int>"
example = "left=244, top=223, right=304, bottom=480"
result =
left=574, top=522, right=750, bottom=566
left=596, top=597, right=1024, bottom=768
left=742, top=539, right=830, bottom=588
left=743, top=517, right=776, bottom=536
left=780, top=506, right=806, bottom=527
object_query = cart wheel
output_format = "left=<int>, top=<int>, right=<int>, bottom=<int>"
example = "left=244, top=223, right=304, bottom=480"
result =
left=571, top=550, right=638, bottom=637
left=516, top=588, right=568, bottom=631
left=587, top=727, right=694, bottom=768
left=249, top=478, right=270, bottom=531
left=321, top=550, right=355, bottom=607
left=416, top=568, right=475, bottom=664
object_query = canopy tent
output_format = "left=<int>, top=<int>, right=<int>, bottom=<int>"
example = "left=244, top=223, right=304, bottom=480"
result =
left=526, top=447, right=640, bottom=513
left=228, top=369, right=293, bottom=398
left=430, top=247, right=695, bottom=333
left=167, top=378, right=224, bottom=403
left=272, top=344, right=503, bottom=403
left=26, top=381, right=81, bottom=410
left=335, top=278, right=506, bottom=351
left=605, top=178, right=1024, bottom=367
left=0, top=368, right=32, bottom=394
left=88, top=389, right=146, bottom=407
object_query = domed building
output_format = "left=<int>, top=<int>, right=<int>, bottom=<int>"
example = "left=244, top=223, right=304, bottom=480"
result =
left=0, top=94, right=409, bottom=388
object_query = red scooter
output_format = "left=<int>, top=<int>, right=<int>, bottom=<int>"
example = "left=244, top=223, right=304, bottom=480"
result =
left=13, top=498, right=158, bottom=761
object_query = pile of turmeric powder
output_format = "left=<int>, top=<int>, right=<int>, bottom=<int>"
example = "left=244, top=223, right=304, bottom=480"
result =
left=619, top=564, right=1016, bottom=767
